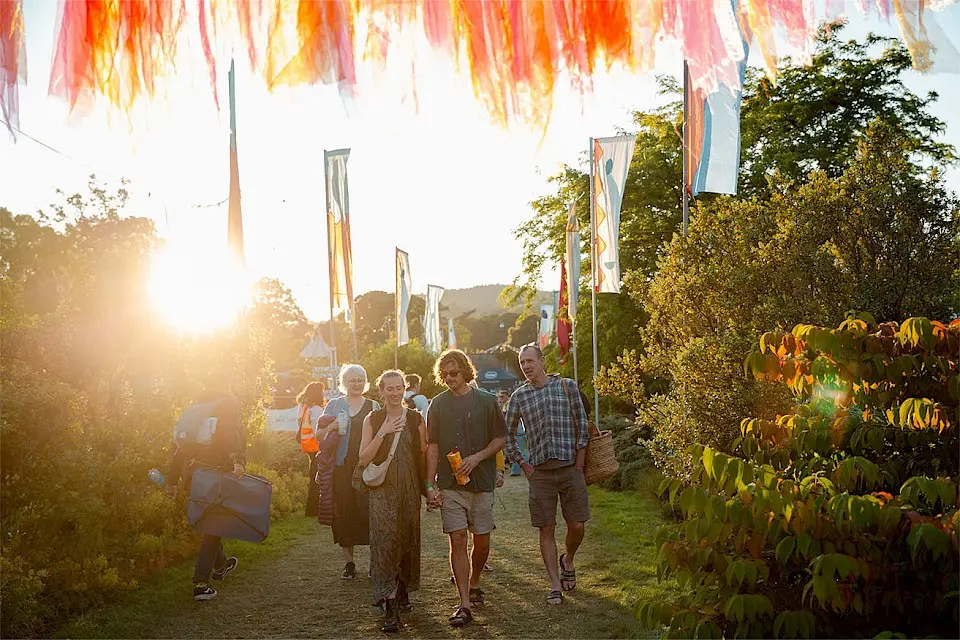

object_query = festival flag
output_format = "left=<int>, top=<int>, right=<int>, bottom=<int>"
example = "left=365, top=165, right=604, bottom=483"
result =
left=558, top=257, right=571, bottom=359
left=565, top=201, right=580, bottom=324
left=396, top=248, right=412, bottom=346
left=538, top=304, right=555, bottom=350
left=685, top=1, right=750, bottom=197
left=424, top=284, right=444, bottom=354
left=592, top=135, right=635, bottom=293
left=448, top=317, right=457, bottom=348
left=325, top=148, right=354, bottom=321
left=226, top=59, right=245, bottom=267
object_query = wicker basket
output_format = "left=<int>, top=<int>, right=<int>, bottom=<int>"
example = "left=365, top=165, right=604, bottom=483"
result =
left=583, top=428, right=619, bottom=485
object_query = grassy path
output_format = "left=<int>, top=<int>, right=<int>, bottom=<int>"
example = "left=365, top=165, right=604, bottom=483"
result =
left=60, top=476, right=671, bottom=639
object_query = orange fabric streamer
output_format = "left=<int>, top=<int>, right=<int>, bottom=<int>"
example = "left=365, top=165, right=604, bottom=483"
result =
left=0, top=0, right=26, bottom=136
left=40, top=0, right=959, bottom=128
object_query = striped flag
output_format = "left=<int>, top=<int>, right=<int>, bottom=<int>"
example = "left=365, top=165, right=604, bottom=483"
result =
left=227, top=59, right=245, bottom=267
left=685, top=1, right=749, bottom=197
left=396, top=248, right=412, bottom=346
left=593, top=135, right=635, bottom=293
left=325, top=149, right=354, bottom=321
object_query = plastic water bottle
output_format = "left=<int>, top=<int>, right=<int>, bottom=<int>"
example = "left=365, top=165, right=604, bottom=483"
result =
left=147, top=468, right=165, bottom=487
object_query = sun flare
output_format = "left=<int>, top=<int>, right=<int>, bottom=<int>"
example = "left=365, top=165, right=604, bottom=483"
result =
left=148, top=244, right=251, bottom=334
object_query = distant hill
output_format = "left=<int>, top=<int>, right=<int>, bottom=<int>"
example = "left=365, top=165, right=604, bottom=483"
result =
left=439, top=284, right=554, bottom=318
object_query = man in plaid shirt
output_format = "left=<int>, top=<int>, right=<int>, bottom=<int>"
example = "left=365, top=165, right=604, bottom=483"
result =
left=504, top=345, right=590, bottom=606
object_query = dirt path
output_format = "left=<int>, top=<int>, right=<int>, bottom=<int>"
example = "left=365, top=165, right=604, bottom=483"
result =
left=148, top=476, right=648, bottom=639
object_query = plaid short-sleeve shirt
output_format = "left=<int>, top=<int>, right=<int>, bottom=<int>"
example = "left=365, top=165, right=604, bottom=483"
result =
left=504, top=375, right=589, bottom=467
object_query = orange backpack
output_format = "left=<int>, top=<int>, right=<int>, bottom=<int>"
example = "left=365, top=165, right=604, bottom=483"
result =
left=299, top=405, right=320, bottom=454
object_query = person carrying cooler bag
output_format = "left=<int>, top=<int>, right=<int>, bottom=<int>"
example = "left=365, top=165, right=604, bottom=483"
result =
left=166, top=374, right=246, bottom=602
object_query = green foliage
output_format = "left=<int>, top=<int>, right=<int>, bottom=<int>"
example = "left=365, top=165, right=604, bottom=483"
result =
left=512, top=25, right=958, bottom=419
left=631, top=120, right=958, bottom=477
left=642, top=317, right=960, bottom=639
left=248, top=278, right=311, bottom=371
left=359, top=338, right=445, bottom=398
left=0, top=179, right=304, bottom=637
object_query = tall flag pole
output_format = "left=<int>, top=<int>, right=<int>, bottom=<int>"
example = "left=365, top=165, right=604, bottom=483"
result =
left=589, top=137, right=600, bottom=421
left=227, top=59, right=244, bottom=268
left=565, top=201, right=580, bottom=385
left=395, top=248, right=412, bottom=368
left=324, top=148, right=355, bottom=368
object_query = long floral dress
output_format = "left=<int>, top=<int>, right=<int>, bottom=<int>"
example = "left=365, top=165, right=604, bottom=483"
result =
left=368, top=409, right=423, bottom=603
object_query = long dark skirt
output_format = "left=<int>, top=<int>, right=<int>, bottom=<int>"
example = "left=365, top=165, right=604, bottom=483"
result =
left=332, top=465, right=370, bottom=547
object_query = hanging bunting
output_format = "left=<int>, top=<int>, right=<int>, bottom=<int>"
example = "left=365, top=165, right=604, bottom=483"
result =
left=31, top=0, right=956, bottom=131
left=0, top=0, right=25, bottom=139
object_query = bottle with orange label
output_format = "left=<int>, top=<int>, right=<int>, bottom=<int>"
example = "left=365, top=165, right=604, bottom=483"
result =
left=446, top=449, right=470, bottom=485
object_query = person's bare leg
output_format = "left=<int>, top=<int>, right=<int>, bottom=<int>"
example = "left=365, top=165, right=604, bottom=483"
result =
left=538, top=525, right=562, bottom=591
left=341, top=545, right=354, bottom=563
left=449, top=529, right=471, bottom=609
left=469, top=533, right=491, bottom=589
left=563, top=521, right=585, bottom=569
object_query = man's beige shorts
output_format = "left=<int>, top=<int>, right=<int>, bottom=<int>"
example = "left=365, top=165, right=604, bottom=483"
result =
left=440, top=488, right=496, bottom=535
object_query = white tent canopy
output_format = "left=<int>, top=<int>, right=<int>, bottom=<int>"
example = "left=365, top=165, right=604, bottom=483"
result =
left=300, top=333, right=331, bottom=359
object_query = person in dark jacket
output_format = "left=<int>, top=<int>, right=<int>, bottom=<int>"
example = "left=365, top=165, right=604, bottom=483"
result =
left=167, top=374, right=246, bottom=601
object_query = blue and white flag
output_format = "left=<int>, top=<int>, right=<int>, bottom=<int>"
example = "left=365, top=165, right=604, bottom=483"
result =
left=424, top=285, right=444, bottom=354
left=396, top=248, right=412, bottom=346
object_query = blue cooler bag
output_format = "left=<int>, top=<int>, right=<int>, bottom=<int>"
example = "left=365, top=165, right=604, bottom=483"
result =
left=188, top=468, right=272, bottom=543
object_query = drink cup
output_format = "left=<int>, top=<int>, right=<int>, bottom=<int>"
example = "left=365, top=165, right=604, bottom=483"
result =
left=337, top=410, right=349, bottom=436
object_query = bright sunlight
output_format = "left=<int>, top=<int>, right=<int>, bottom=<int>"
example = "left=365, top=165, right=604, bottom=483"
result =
left=148, top=244, right=251, bottom=333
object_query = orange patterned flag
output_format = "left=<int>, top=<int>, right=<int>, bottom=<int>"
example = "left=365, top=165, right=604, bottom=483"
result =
left=325, top=149, right=354, bottom=322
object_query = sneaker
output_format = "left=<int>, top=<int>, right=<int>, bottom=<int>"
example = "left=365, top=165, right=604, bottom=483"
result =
left=193, top=584, right=217, bottom=601
left=212, top=557, right=238, bottom=581
left=341, top=561, right=357, bottom=580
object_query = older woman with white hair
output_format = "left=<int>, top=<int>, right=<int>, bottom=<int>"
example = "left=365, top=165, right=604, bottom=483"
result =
left=316, top=363, right=380, bottom=579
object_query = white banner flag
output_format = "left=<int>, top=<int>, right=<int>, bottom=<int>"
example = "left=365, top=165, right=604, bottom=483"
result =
left=448, top=317, right=457, bottom=348
left=325, top=149, right=354, bottom=317
left=565, top=201, right=580, bottom=324
left=396, top=248, right=412, bottom=346
left=424, top=285, right=444, bottom=353
left=593, top=135, right=635, bottom=293
left=538, top=304, right=555, bottom=350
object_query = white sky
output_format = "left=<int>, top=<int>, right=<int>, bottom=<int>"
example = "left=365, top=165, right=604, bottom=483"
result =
left=2, top=2, right=958, bottom=321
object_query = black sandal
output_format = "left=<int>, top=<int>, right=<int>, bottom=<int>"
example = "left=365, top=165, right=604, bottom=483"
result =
left=559, top=553, right=577, bottom=592
left=546, top=589, right=563, bottom=605
left=469, top=587, right=485, bottom=607
left=449, top=606, right=473, bottom=627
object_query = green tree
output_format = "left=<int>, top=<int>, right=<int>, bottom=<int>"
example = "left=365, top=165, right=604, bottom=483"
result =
left=248, top=277, right=311, bottom=371
left=512, top=24, right=956, bottom=400
left=633, top=122, right=958, bottom=477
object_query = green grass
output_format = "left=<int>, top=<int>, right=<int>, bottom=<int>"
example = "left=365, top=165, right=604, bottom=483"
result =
left=55, top=516, right=317, bottom=639
left=56, top=479, right=675, bottom=639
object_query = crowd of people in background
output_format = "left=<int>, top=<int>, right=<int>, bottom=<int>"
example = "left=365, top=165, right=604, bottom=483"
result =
left=167, top=345, right=591, bottom=633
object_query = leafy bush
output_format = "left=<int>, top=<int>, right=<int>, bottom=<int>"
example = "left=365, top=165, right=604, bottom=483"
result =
left=641, top=315, right=959, bottom=638
left=0, top=188, right=305, bottom=637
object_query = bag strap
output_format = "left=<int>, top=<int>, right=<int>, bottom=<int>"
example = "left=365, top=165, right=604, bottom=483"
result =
left=382, top=409, right=406, bottom=460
